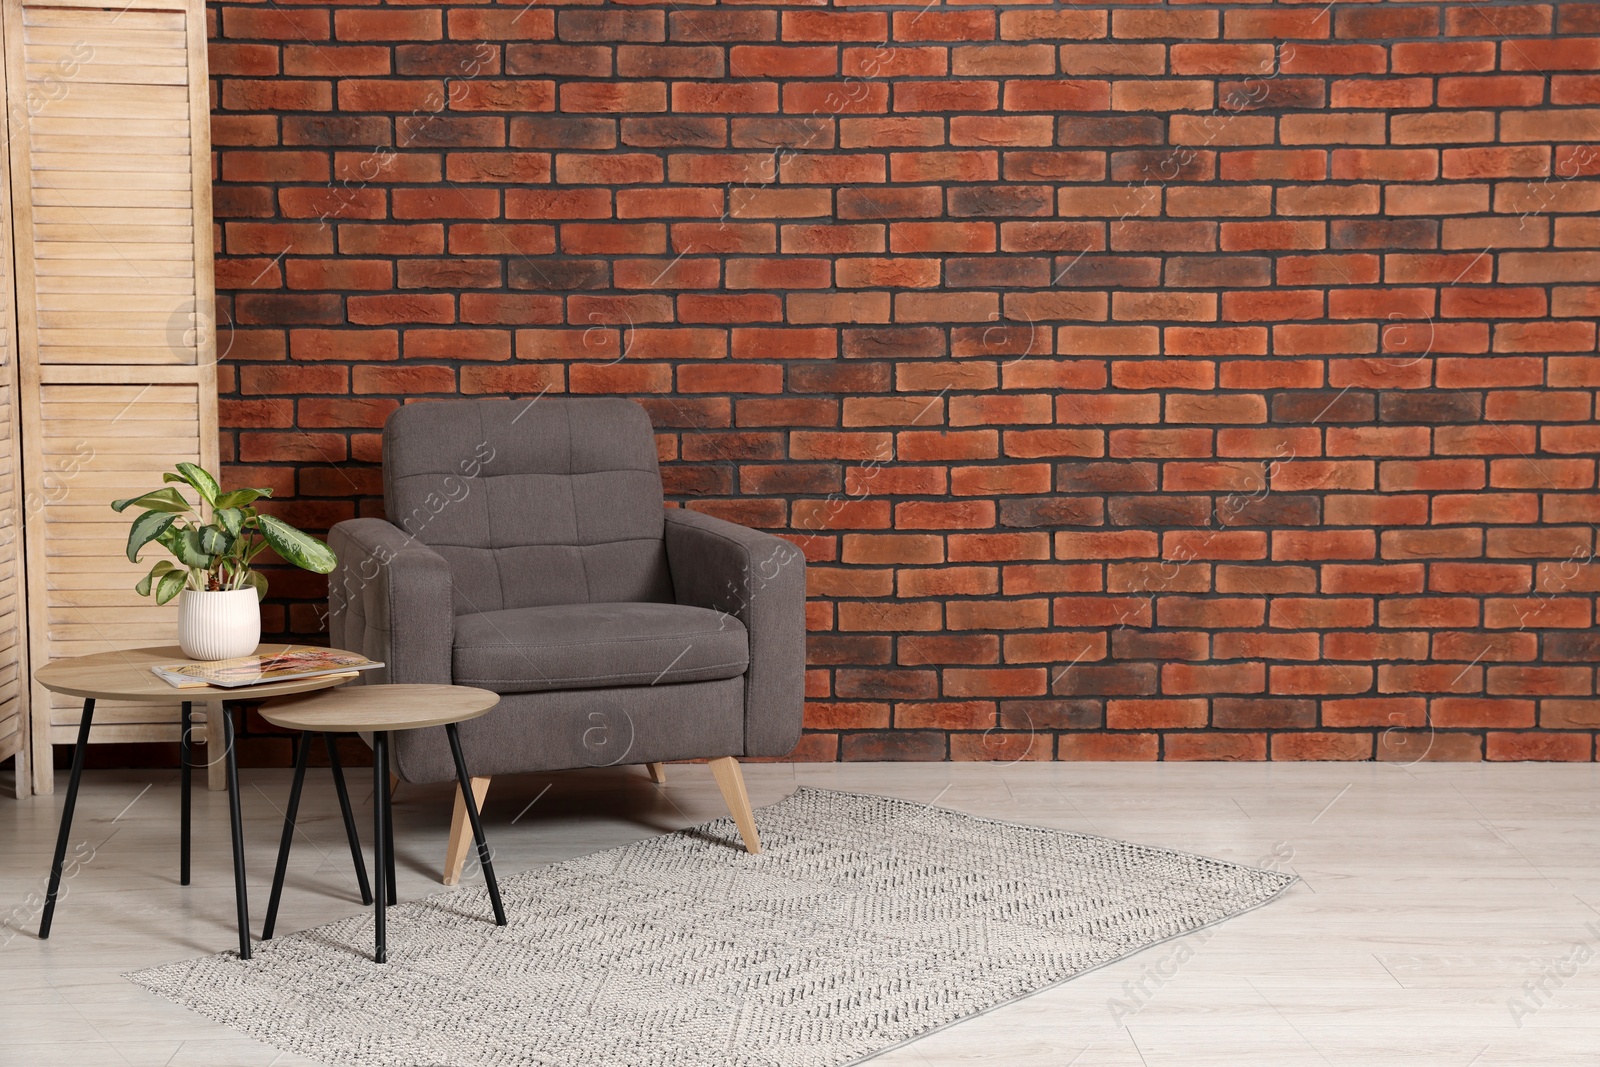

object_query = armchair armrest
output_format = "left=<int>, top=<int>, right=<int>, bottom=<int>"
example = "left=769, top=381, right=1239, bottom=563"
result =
left=664, top=509, right=806, bottom=757
left=328, top=518, right=453, bottom=686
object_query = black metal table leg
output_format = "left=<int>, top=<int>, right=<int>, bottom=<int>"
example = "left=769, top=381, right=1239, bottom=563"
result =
left=372, top=730, right=389, bottom=963
left=382, top=761, right=397, bottom=908
left=324, top=734, right=372, bottom=905
left=262, top=731, right=312, bottom=940
left=223, top=704, right=251, bottom=959
left=179, top=701, right=192, bottom=886
left=446, top=722, right=506, bottom=927
left=39, top=698, right=95, bottom=939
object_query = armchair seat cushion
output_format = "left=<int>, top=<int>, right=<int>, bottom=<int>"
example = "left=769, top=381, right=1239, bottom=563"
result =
left=452, top=602, right=749, bottom=695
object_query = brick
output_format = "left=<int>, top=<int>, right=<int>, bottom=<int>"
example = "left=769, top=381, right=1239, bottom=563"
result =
left=1337, top=6, right=1439, bottom=36
left=333, top=9, right=440, bottom=41
left=1054, top=42, right=1158, bottom=76
left=896, top=79, right=992, bottom=113
left=1112, top=80, right=1213, bottom=113
left=1332, top=149, right=1437, bottom=183
left=1324, top=75, right=1440, bottom=108
left=1503, top=38, right=1600, bottom=70
left=554, top=9, right=661, bottom=42
left=953, top=115, right=1056, bottom=151
left=1278, top=185, right=1381, bottom=218
left=1451, top=4, right=1553, bottom=35
left=1282, top=112, right=1392, bottom=144
left=1386, top=183, right=1490, bottom=216
left=865, top=56, right=974, bottom=94
left=1112, top=9, right=1218, bottom=39
left=1436, top=75, right=1543, bottom=110
left=1426, top=698, right=1534, bottom=728
left=894, top=511, right=993, bottom=546
left=1004, top=79, right=1110, bottom=113
left=223, top=79, right=332, bottom=112
left=1488, top=733, right=1593, bottom=761
left=563, top=83, right=668, bottom=114
left=505, top=46, right=610, bottom=79
left=1211, top=696, right=1315, bottom=727
left=1104, top=700, right=1204, bottom=731
left=1501, top=251, right=1600, bottom=284
left=1503, top=108, right=1600, bottom=142
left=1171, top=113, right=1276, bottom=147
left=1378, top=729, right=1484, bottom=761
left=1166, top=256, right=1271, bottom=288
left=212, top=43, right=279, bottom=77
left=1554, top=76, right=1600, bottom=106
left=1167, top=186, right=1272, bottom=218
left=999, top=9, right=1106, bottom=39
left=444, top=8, right=551, bottom=38
left=1398, top=112, right=1498, bottom=146
left=841, top=732, right=947, bottom=761
left=1225, top=10, right=1331, bottom=39
left=224, top=7, right=329, bottom=40
left=1393, top=41, right=1496, bottom=73
left=1057, top=733, right=1157, bottom=760
left=1282, top=43, right=1387, bottom=75
left=1049, top=660, right=1153, bottom=696
left=1169, top=43, right=1272, bottom=75
left=1271, top=731, right=1373, bottom=760
left=1219, top=78, right=1325, bottom=112
left=1164, top=733, right=1267, bottom=761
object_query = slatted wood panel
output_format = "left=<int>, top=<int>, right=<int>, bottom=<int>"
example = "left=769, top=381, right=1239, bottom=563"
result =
left=0, top=116, right=27, bottom=795
left=35, top=383, right=202, bottom=733
left=23, top=4, right=195, bottom=365
left=6, top=0, right=217, bottom=792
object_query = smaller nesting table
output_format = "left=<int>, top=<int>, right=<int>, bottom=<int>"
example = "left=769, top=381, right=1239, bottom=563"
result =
left=258, top=683, right=507, bottom=963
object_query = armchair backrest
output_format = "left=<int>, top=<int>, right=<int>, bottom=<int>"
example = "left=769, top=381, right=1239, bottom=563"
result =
left=383, top=398, right=673, bottom=613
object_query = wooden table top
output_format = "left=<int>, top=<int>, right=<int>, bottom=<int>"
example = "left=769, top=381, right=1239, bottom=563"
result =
left=259, top=684, right=500, bottom=732
left=33, top=645, right=361, bottom=703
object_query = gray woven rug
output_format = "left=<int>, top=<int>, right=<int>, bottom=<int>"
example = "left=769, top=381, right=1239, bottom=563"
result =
left=128, top=787, right=1294, bottom=1066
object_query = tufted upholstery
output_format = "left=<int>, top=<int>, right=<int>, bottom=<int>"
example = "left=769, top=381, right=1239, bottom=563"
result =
left=330, top=396, right=807, bottom=784
left=383, top=398, right=674, bottom=614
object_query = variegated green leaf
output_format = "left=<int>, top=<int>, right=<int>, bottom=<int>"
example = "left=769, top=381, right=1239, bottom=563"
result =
left=198, top=525, right=230, bottom=555
left=135, top=559, right=178, bottom=597
left=112, top=488, right=189, bottom=514
left=126, top=511, right=176, bottom=563
left=215, top=488, right=269, bottom=509
left=214, top=507, right=244, bottom=538
left=169, top=527, right=213, bottom=568
left=154, top=569, right=188, bottom=605
left=257, top=515, right=337, bottom=574
left=169, top=463, right=220, bottom=507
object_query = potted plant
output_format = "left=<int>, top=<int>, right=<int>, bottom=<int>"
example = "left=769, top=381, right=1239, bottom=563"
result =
left=113, top=463, right=338, bottom=660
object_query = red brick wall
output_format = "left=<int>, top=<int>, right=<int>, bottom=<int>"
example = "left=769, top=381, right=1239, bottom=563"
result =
left=209, top=1, right=1600, bottom=763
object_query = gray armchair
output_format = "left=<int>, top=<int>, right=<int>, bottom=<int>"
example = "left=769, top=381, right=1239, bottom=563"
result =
left=328, top=398, right=805, bottom=880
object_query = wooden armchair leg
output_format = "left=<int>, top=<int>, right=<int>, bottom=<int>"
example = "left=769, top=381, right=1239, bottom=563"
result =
left=443, top=775, right=492, bottom=885
left=708, top=756, right=761, bottom=855
left=645, top=762, right=666, bottom=784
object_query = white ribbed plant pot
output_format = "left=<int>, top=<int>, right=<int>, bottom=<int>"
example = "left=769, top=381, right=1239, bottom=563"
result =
left=177, top=588, right=261, bottom=661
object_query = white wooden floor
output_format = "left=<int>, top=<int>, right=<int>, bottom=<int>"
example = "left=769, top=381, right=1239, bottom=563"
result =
left=1, top=760, right=1596, bottom=1066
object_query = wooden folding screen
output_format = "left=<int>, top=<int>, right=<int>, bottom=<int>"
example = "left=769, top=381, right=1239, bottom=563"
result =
left=0, top=0, right=217, bottom=793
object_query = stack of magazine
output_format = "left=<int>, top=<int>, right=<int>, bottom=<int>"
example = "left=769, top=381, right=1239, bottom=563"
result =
left=151, top=648, right=384, bottom=689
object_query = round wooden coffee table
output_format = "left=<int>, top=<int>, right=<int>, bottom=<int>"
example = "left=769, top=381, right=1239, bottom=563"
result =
left=33, top=645, right=367, bottom=959
left=258, top=683, right=506, bottom=963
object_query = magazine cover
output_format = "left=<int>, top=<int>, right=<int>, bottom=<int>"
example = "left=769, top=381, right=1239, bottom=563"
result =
left=151, top=648, right=383, bottom=689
